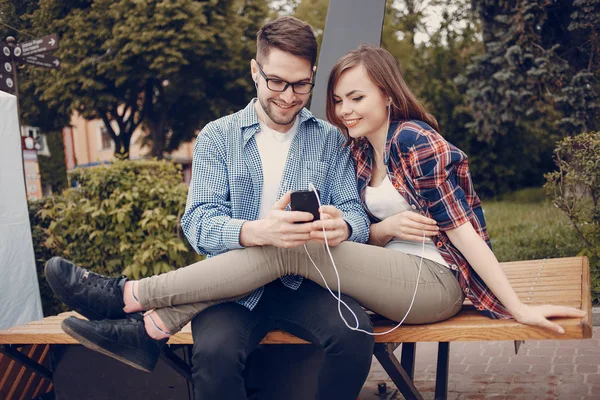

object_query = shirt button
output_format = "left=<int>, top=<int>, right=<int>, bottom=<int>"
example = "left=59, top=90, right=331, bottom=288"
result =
left=477, top=305, right=485, bottom=311
left=463, top=287, right=470, bottom=294
left=411, top=204, right=417, bottom=209
left=451, top=264, right=458, bottom=270
left=436, top=241, right=443, bottom=248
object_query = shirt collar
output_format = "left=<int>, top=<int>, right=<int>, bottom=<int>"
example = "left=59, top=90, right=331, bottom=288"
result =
left=353, top=120, right=401, bottom=165
left=241, top=98, right=317, bottom=144
left=383, top=121, right=401, bottom=164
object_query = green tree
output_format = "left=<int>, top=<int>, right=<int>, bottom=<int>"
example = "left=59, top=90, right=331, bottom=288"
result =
left=290, top=0, right=328, bottom=48
left=16, top=0, right=268, bottom=158
left=461, top=0, right=600, bottom=195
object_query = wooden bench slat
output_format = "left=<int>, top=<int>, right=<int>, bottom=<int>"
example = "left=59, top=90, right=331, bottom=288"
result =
left=0, top=257, right=592, bottom=346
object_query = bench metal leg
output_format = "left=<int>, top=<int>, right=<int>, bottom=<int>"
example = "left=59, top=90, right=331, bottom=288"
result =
left=374, top=343, right=423, bottom=400
left=160, top=345, right=193, bottom=384
left=434, top=342, right=450, bottom=400
left=0, top=344, right=53, bottom=382
left=400, top=342, right=416, bottom=380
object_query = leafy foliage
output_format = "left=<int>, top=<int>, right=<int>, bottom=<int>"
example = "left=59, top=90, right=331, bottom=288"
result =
left=29, top=199, right=67, bottom=316
left=462, top=0, right=600, bottom=195
left=37, top=160, right=201, bottom=282
left=2, top=0, right=269, bottom=157
left=545, top=131, right=600, bottom=304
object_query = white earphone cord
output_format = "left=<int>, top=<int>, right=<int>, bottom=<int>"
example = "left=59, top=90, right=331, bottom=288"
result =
left=306, top=183, right=424, bottom=336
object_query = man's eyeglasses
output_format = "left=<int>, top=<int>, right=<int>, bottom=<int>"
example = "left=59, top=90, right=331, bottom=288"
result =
left=256, top=62, right=315, bottom=95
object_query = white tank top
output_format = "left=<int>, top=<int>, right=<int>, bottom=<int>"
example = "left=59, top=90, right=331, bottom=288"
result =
left=364, top=175, right=449, bottom=267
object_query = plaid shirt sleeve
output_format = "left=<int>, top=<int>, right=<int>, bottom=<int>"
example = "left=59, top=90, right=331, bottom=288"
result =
left=180, top=123, right=246, bottom=255
left=401, top=126, right=474, bottom=231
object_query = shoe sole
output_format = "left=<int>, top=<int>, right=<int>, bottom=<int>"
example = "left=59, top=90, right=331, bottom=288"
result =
left=61, top=318, right=156, bottom=373
left=45, top=257, right=116, bottom=321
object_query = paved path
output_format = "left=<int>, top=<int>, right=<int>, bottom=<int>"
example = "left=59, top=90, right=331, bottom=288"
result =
left=359, top=327, right=599, bottom=400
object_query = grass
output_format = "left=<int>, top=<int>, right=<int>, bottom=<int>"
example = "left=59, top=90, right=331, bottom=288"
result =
left=482, top=189, right=599, bottom=305
left=483, top=198, right=583, bottom=263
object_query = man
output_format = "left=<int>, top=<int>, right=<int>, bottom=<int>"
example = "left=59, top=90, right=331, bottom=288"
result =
left=46, top=16, right=374, bottom=399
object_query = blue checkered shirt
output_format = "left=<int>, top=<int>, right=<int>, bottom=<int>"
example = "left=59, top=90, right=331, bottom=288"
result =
left=181, top=99, right=370, bottom=310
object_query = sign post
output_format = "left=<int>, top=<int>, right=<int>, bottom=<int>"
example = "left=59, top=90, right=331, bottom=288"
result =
left=1, top=34, right=61, bottom=201
left=0, top=33, right=61, bottom=96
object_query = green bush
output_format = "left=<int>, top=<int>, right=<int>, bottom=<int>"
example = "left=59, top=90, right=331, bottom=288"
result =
left=545, top=131, right=600, bottom=305
left=37, top=159, right=200, bottom=283
left=29, top=199, right=68, bottom=316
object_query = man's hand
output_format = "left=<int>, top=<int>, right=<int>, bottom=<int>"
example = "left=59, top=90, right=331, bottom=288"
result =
left=382, top=211, right=439, bottom=242
left=309, top=205, right=350, bottom=247
left=240, top=191, right=315, bottom=248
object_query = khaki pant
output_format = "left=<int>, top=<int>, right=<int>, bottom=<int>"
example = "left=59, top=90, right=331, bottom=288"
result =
left=138, top=241, right=464, bottom=333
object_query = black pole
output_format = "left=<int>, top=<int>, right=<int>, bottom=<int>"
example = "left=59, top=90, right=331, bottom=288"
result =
left=309, top=0, right=387, bottom=119
left=5, top=36, right=29, bottom=200
left=6, top=37, right=22, bottom=120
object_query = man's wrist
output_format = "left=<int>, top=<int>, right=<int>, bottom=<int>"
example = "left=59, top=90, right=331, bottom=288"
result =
left=240, top=219, right=265, bottom=247
left=343, top=220, right=352, bottom=241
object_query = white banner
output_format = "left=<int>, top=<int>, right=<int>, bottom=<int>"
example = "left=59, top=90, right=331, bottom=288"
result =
left=0, top=91, right=43, bottom=329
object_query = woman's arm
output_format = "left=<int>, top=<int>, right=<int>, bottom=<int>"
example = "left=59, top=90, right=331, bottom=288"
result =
left=446, top=222, right=586, bottom=333
left=368, top=211, right=439, bottom=246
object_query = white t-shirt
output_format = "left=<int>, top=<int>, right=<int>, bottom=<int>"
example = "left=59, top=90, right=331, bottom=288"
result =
left=255, top=118, right=299, bottom=219
left=364, top=175, right=449, bottom=267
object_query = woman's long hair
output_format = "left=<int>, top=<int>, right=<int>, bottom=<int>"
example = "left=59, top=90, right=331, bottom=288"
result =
left=326, top=44, right=439, bottom=146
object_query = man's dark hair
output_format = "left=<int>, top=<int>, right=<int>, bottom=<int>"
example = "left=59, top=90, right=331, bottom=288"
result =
left=257, top=16, right=318, bottom=67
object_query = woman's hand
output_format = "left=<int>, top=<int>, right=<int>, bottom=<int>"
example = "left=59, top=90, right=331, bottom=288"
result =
left=511, top=303, right=587, bottom=334
left=382, top=211, right=439, bottom=242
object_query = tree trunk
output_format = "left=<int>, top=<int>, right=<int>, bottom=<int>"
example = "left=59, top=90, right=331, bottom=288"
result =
left=149, top=114, right=167, bottom=159
left=143, top=79, right=168, bottom=159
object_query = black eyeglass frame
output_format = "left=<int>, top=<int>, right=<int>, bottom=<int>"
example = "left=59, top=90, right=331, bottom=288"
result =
left=256, top=62, right=315, bottom=94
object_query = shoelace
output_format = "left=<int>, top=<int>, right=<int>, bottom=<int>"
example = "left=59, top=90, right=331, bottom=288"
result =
left=81, top=271, right=121, bottom=294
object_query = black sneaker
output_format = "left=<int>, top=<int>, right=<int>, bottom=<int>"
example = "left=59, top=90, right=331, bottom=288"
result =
left=45, top=257, right=128, bottom=320
left=61, top=313, right=167, bottom=372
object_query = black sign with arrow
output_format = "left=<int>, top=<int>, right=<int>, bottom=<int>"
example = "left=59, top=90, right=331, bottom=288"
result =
left=24, top=54, right=61, bottom=70
left=12, top=34, right=59, bottom=61
left=0, top=33, right=61, bottom=94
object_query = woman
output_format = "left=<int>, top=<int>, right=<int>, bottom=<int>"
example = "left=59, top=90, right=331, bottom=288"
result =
left=48, top=45, right=585, bottom=348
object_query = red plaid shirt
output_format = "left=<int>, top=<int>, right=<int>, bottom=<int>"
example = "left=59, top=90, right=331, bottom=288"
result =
left=351, top=120, right=511, bottom=319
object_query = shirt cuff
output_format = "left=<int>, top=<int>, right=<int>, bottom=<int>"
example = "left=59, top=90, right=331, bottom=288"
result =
left=222, top=218, right=246, bottom=250
left=343, top=214, right=369, bottom=243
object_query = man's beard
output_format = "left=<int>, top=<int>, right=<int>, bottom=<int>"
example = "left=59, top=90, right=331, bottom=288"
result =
left=258, top=97, right=301, bottom=126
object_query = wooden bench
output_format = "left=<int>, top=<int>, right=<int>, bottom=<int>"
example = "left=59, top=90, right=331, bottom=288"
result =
left=0, top=256, right=593, bottom=399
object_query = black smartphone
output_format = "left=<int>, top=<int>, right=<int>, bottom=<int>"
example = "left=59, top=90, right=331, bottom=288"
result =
left=290, top=190, right=320, bottom=222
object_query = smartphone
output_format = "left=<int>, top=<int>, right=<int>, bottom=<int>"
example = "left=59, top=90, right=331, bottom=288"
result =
left=290, top=190, right=320, bottom=222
